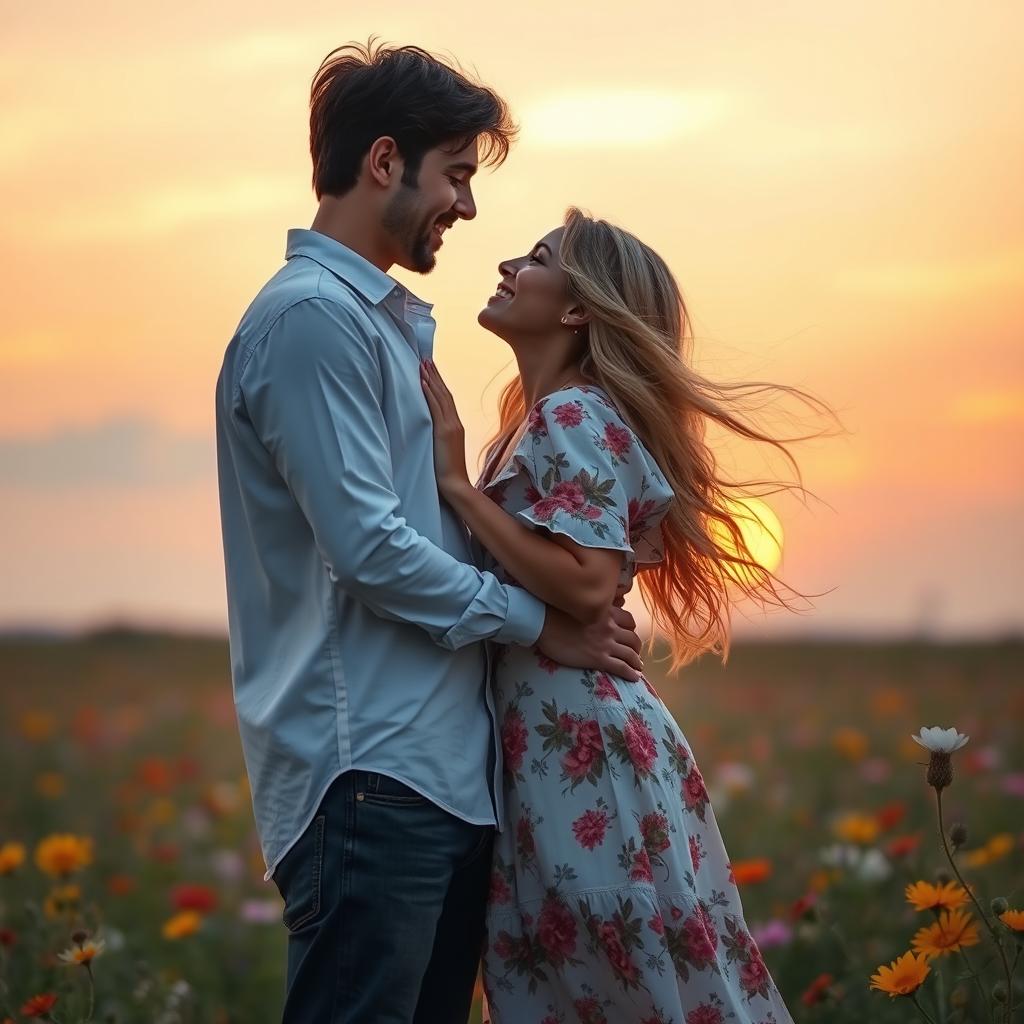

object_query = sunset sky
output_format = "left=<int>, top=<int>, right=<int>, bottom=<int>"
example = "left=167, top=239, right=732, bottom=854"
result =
left=2, top=2, right=1021, bottom=639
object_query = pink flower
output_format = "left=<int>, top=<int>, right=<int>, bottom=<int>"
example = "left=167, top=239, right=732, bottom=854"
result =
left=562, top=719, right=604, bottom=782
left=628, top=496, right=659, bottom=535
left=527, top=406, right=547, bottom=436
left=648, top=911, right=665, bottom=935
left=551, top=401, right=584, bottom=428
left=489, top=870, right=511, bottom=905
left=686, top=1004, right=725, bottom=1024
left=629, top=846, right=654, bottom=882
left=516, top=815, right=535, bottom=858
left=535, top=650, right=560, bottom=674
left=573, top=996, right=606, bottom=1024
left=599, top=921, right=638, bottom=984
left=603, top=421, right=632, bottom=458
left=572, top=808, right=609, bottom=850
left=639, top=811, right=671, bottom=855
left=536, top=896, right=577, bottom=965
left=682, top=904, right=718, bottom=969
left=689, top=834, right=702, bottom=873
left=524, top=484, right=542, bottom=504
left=739, top=949, right=769, bottom=995
left=593, top=673, right=621, bottom=702
left=623, top=713, right=658, bottom=775
left=532, top=480, right=586, bottom=522
left=683, top=765, right=709, bottom=810
left=501, top=708, right=528, bottom=775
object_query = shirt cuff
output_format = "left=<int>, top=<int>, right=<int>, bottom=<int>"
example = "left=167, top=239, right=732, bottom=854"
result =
left=494, top=586, right=546, bottom=647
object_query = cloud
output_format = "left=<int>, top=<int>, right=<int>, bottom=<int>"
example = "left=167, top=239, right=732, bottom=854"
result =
left=0, top=417, right=214, bottom=488
left=520, top=89, right=733, bottom=148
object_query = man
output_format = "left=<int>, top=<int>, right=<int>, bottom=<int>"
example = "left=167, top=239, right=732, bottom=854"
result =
left=214, top=41, right=644, bottom=1024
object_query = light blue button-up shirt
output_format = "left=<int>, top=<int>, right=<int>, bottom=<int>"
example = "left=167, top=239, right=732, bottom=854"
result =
left=215, top=228, right=546, bottom=881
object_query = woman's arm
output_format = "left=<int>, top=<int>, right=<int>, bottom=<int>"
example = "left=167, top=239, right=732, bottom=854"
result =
left=443, top=480, right=623, bottom=625
left=420, top=358, right=622, bottom=625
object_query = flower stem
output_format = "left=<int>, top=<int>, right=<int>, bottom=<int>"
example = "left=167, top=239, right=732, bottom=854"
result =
left=911, top=991, right=939, bottom=1024
left=84, top=963, right=95, bottom=1022
left=935, top=788, right=1014, bottom=1024
left=958, top=946, right=991, bottom=1017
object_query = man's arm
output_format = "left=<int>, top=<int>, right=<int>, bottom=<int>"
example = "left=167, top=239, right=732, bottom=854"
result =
left=239, top=296, right=545, bottom=651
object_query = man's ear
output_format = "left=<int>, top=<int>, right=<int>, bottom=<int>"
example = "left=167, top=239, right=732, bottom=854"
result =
left=366, top=137, right=401, bottom=188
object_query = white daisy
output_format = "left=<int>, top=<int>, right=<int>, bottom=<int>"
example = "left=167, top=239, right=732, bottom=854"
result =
left=911, top=727, right=969, bottom=753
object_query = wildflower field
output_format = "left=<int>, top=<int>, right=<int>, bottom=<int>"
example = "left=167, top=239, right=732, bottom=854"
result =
left=0, top=630, right=1021, bottom=1023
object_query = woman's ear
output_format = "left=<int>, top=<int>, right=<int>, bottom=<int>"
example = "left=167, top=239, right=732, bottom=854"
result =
left=561, top=304, right=591, bottom=331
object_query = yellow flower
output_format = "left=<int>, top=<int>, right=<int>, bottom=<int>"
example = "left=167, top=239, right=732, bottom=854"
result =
left=869, top=950, right=931, bottom=997
left=962, top=847, right=992, bottom=868
left=999, top=909, right=1024, bottom=931
left=34, top=772, right=66, bottom=799
left=912, top=909, right=981, bottom=958
left=986, top=833, right=1014, bottom=860
left=905, top=880, right=969, bottom=912
left=834, top=813, right=880, bottom=845
left=43, top=883, right=81, bottom=920
left=832, top=727, right=868, bottom=761
left=0, top=842, right=26, bottom=875
left=18, top=710, right=56, bottom=741
left=34, top=834, right=93, bottom=878
left=162, top=910, right=202, bottom=940
left=57, top=937, right=105, bottom=966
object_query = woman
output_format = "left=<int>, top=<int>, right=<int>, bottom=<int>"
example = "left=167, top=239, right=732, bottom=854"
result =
left=420, top=208, right=831, bottom=1023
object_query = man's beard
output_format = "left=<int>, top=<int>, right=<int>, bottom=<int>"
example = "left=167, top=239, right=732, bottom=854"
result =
left=382, top=184, right=436, bottom=273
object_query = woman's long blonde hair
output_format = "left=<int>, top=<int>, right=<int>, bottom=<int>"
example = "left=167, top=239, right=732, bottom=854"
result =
left=482, top=207, right=843, bottom=672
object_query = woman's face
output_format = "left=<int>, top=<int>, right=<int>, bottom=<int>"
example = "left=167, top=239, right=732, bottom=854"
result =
left=478, top=226, right=581, bottom=338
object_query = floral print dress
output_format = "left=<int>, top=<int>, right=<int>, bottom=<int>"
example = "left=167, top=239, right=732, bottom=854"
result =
left=476, top=385, right=794, bottom=1024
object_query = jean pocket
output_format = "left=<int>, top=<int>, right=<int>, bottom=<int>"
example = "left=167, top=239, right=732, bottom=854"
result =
left=359, top=772, right=428, bottom=807
left=276, top=813, right=326, bottom=932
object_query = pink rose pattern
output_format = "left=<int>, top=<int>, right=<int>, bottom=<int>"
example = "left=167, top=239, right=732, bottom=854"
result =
left=478, top=388, right=793, bottom=1023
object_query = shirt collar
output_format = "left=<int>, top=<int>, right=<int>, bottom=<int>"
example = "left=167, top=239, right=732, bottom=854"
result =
left=285, top=228, right=432, bottom=312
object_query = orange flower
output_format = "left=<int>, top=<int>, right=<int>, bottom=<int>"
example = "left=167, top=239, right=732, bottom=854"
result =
left=43, top=883, right=81, bottom=920
left=832, top=727, right=868, bottom=761
left=162, top=910, right=202, bottom=939
left=905, top=880, right=969, bottom=912
left=57, top=937, right=105, bottom=966
left=834, top=813, right=880, bottom=845
left=869, top=951, right=931, bottom=997
left=730, top=859, right=772, bottom=885
left=107, top=873, right=138, bottom=896
left=34, top=834, right=93, bottom=878
left=912, top=909, right=981, bottom=958
left=18, top=711, right=56, bottom=742
left=0, top=842, right=26, bottom=875
left=999, top=909, right=1024, bottom=931
left=19, top=992, right=59, bottom=1018
left=138, top=757, right=173, bottom=792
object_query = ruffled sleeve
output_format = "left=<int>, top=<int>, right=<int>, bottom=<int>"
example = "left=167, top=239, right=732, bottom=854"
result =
left=490, top=386, right=675, bottom=574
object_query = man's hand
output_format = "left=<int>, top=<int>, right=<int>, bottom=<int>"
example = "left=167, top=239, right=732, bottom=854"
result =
left=535, top=599, right=644, bottom=680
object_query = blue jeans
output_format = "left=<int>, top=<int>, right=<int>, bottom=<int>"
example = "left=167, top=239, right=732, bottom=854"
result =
left=271, top=770, right=494, bottom=1023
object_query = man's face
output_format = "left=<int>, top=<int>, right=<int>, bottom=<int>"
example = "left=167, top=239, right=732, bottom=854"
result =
left=381, top=137, right=479, bottom=273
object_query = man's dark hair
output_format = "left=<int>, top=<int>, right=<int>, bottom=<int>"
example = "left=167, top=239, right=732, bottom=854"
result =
left=309, top=39, right=517, bottom=200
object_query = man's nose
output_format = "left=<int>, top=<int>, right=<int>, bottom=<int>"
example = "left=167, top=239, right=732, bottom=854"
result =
left=498, top=256, right=520, bottom=278
left=454, top=189, right=477, bottom=221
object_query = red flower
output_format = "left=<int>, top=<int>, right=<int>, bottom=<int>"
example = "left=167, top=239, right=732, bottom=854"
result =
left=501, top=708, right=529, bottom=775
left=573, top=996, right=606, bottom=1024
left=598, top=921, right=638, bottom=984
left=20, top=993, right=58, bottom=1018
left=593, top=673, right=621, bottom=702
left=801, top=972, right=834, bottom=1006
left=739, top=948, right=769, bottom=995
left=885, top=833, right=922, bottom=859
left=648, top=912, right=665, bottom=935
left=685, top=1004, right=725, bottom=1024
left=789, top=891, right=817, bottom=920
left=0, top=927, right=15, bottom=948
left=532, top=480, right=586, bottom=522
left=524, top=484, right=542, bottom=504
left=536, top=896, right=577, bottom=965
left=535, top=650, right=560, bottom=674
left=683, top=765, right=709, bottom=811
left=682, top=905, right=718, bottom=968
left=875, top=800, right=907, bottom=831
left=603, top=421, right=632, bottom=458
left=629, top=846, right=654, bottom=882
left=172, top=883, right=217, bottom=913
left=572, top=808, right=609, bottom=850
left=639, top=811, right=671, bottom=855
left=516, top=815, right=535, bottom=858
left=628, top=497, right=659, bottom=534
left=488, top=870, right=511, bottom=905
left=551, top=401, right=584, bottom=428
left=107, top=873, right=137, bottom=896
left=562, top=719, right=604, bottom=781
left=527, top=405, right=547, bottom=435
left=623, top=713, right=658, bottom=775
left=689, top=834, right=702, bottom=873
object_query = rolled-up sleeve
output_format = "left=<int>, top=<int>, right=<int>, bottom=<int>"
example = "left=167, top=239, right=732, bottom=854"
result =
left=239, top=296, right=545, bottom=650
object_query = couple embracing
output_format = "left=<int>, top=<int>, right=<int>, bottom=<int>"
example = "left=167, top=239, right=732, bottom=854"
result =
left=216, top=38, right=809, bottom=1024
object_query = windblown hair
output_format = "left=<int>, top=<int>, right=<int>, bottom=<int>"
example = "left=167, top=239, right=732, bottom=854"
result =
left=309, top=38, right=517, bottom=199
left=482, top=208, right=843, bottom=672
